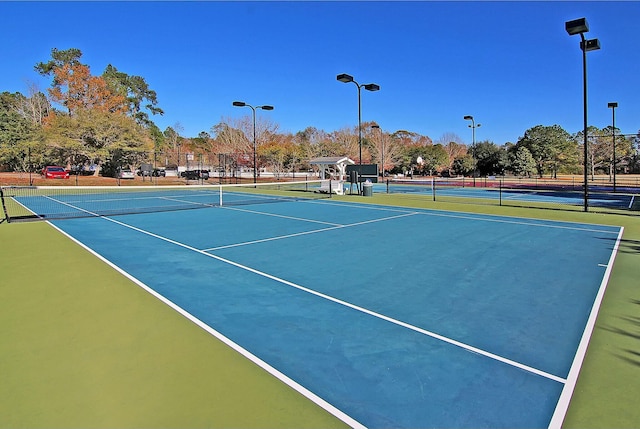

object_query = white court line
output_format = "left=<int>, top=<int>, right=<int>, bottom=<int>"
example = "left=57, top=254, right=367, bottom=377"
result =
left=48, top=193, right=218, bottom=211
left=221, top=205, right=344, bottom=226
left=204, top=211, right=419, bottom=251
left=548, top=226, right=624, bottom=429
left=303, top=198, right=620, bottom=235
left=66, top=212, right=565, bottom=386
left=45, top=214, right=366, bottom=429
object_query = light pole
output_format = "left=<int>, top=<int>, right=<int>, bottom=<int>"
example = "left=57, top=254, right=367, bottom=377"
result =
left=337, top=73, right=380, bottom=165
left=27, top=146, right=32, bottom=186
left=463, top=115, right=481, bottom=184
left=608, top=102, right=618, bottom=192
left=232, top=101, right=274, bottom=183
left=566, top=17, right=600, bottom=212
left=371, top=124, right=383, bottom=179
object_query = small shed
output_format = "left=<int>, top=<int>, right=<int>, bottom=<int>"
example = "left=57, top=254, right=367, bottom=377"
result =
left=309, top=156, right=355, bottom=181
left=309, top=156, right=355, bottom=195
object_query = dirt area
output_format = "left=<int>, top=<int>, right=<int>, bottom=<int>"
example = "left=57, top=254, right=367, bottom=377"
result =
left=0, top=172, right=193, bottom=187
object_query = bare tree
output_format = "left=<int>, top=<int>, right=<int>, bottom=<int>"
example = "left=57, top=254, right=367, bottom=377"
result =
left=330, top=127, right=359, bottom=160
left=435, top=133, right=468, bottom=169
left=14, top=81, right=51, bottom=126
left=213, top=115, right=279, bottom=154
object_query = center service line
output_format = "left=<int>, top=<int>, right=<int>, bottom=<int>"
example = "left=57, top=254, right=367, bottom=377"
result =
left=98, top=214, right=565, bottom=385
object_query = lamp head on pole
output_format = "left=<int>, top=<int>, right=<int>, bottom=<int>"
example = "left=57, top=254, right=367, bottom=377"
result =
left=565, top=17, right=589, bottom=35
left=463, top=115, right=473, bottom=121
left=258, top=105, right=274, bottom=111
left=581, top=38, right=601, bottom=52
left=337, top=73, right=354, bottom=83
left=607, top=102, right=618, bottom=109
left=232, top=101, right=246, bottom=107
left=363, top=83, right=380, bottom=91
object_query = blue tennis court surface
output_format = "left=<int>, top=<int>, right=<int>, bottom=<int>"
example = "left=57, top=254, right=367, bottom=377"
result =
left=378, top=182, right=635, bottom=209
left=45, top=199, right=622, bottom=428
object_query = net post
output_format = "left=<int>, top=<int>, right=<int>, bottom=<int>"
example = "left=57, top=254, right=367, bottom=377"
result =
left=219, top=185, right=223, bottom=207
left=0, top=187, right=10, bottom=223
left=499, top=178, right=503, bottom=206
left=329, top=178, right=332, bottom=198
left=432, top=177, right=436, bottom=201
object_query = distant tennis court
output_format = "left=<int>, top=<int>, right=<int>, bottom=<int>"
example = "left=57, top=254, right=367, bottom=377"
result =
left=378, top=179, right=637, bottom=211
left=8, top=183, right=623, bottom=427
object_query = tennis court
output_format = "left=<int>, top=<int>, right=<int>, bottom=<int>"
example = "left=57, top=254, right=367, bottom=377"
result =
left=7, top=184, right=624, bottom=428
left=378, top=180, right=636, bottom=210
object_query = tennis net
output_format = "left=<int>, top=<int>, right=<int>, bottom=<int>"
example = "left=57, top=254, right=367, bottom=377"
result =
left=383, top=177, right=472, bottom=194
left=0, top=180, right=328, bottom=223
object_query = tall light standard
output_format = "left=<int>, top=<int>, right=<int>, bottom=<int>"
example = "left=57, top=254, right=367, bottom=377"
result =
left=371, top=124, right=383, bottom=179
left=463, top=115, right=481, bottom=184
left=566, top=17, right=600, bottom=212
left=232, top=101, right=274, bottom=183
left=608, top=102, right=618, bottom=192
left=27, top=146, right=32, bottom=186
left=337, top=73, right=380, bottom=165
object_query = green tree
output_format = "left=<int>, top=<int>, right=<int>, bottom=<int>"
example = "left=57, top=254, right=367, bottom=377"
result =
left=451, top=154, right=475, bottom=177
left=0, top=92, right=34, bottom=171
left=420, top=144, right=449, bottom=175
left=102, top=64, right=164, bottom=127
left=34, top=48, right=84, bottom=80
left=43, top=109, right=152, bottom=175
left=509, top=146, right=536, bottom=177
left=147, top=122, right=165, bottom=155
left=0, top=91, right=52, bottom=172
left=516, top=125, right=575, bottom=178
left=474, top=141, right=508, bottom=176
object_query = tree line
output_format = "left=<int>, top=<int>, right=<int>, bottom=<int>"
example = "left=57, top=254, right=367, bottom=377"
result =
left=1, top=48, right=639, bottom=179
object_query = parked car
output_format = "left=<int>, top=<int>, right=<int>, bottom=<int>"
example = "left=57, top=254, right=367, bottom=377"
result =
left=180, top=169, right=209, bottom=180
left=42, top=166, right=70, bottom=179
left=138, top=168, right=166, bottom=177
left=117, top=168, right=135, bottom=179
left=68, top=165, right=94, bottom=176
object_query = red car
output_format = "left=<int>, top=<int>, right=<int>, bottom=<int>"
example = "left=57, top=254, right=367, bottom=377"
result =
left=42, top=166, right=70, bottom=179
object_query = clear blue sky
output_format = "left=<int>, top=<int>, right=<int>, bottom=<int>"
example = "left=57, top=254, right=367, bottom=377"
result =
left=2, top=1, right=639, bottom=145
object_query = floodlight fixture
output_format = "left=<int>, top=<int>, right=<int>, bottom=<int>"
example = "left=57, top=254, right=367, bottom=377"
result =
left=581, top=38, right=601, bottom=52
left=565, top=18, right=589, bottom=35
left=337, top=73, right=354, bottom=83
left=232, top=101, right=274, bottom=183
left=336, top=73, right=380, bottom=164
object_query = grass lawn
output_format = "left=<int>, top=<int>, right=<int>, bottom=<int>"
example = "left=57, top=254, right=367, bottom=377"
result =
left=0, top=221, right=349, bottom=428
left=1, top=194, right=639, bottom=428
